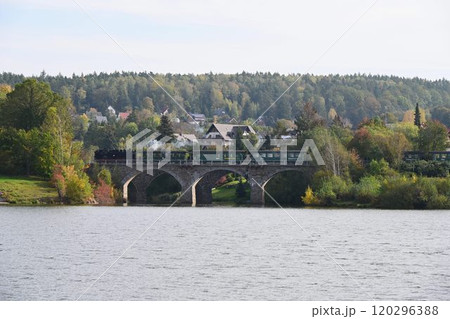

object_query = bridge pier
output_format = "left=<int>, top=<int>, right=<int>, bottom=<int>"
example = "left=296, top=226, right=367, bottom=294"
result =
left=249, top=185, right=265, bottom=206
left=121, top=172, right=139, bottom=204
left=248, top=175, right=266, bottom=206
left=178, top=184, right=197, bottom=206
left=195, top=183, right=213, bottom=205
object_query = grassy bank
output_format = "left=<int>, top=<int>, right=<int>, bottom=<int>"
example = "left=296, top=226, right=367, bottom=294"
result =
left=212, top=179, right=250, bottom=205
left=0, top=176, right=59, bottom=205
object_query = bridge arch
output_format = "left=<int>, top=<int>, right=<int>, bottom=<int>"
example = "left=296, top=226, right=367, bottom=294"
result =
left=262, top=169, right=314, bottom=206
left=195, top=168, right=249, bottom=205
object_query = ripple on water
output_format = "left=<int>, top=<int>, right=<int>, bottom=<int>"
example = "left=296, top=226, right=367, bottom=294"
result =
left=0, top=206, right=449, bottom=300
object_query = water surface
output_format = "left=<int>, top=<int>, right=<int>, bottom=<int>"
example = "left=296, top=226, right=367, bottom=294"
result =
left=0, top=206, right=448, bottom=300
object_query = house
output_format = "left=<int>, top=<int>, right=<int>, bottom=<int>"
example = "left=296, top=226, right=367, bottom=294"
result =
left=204, top=123, right=256, bottom=146
left=188, top=113, right=206, bottom=126
left=174, top=133, right=197, bottom=145
left=95, top=115, right=108, bottom=124
left=118, top=112, right=130, bottom=121
left=286, top=127, right=297, bottom=137
left=172, top=133, right=198, bottom=149
left=86, top=108, right=102, bottom=121
left=213, top=108, right=226, bottom=116
left=160, top=107, right=169, bottom=116
left=107, top=105, right=116, bottom=117
left=255, top=116, right=266, bottom=126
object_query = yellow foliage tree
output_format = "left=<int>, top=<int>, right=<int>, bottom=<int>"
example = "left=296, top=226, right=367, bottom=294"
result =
left=301, top=186, right=318, bottom=206
left=403, top=109, right=426, bottom=124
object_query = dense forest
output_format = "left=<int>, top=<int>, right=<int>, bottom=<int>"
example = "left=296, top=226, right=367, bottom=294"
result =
left=1, top=72, right=449, bottom=127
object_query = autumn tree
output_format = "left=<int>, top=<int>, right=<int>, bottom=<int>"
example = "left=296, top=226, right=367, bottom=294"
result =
left=0, top=84, right=12, bottom=101
left=430, top=106, right=450, bottom=127
left=295, top=102, right=325, bottom=136
left=349, top=119, right=411, bottom=167
left=418, top=120, right=449, bottom=152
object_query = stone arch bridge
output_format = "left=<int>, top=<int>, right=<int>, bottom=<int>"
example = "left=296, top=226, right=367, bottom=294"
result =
left=96, top=161, right=317, bottom=206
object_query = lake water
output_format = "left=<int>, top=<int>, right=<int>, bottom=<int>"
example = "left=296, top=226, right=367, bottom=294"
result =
left=0, top=206, right=449, bottom=300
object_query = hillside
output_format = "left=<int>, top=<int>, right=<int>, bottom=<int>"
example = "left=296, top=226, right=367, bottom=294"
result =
left=1, top=72, right=449, bottom=127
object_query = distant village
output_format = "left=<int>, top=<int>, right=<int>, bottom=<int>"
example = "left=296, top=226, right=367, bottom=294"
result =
left=83, top=104, right=300, bottom=149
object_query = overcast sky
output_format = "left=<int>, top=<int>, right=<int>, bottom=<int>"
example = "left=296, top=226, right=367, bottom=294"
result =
left=1, top=0, right=449, bottom=79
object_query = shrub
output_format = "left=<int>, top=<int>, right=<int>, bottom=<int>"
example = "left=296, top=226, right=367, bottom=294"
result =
left=368, top=159, right=389, bottom=176
left=378, top=177, right=416, bottom=209
left=353, top=176, right=381, bottom=204
left=314, top=174, right=352, bottom=205
left=414, top=178, right=438, bottom=209
left=377, top=176, right=450, bottom=209
left=94, top=179, right=115, bottom=205
left=61, top=165, right=93, bottom=204
left=97, top=168, right=112, bottom=185
left=51, top=165, right=66, bottom=201
left=427, top=194, right=450, bottom=209
left=435, top=178, right=450, bottom=197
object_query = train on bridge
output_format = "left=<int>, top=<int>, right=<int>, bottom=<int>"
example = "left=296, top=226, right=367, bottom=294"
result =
left=403, top=151, right=450, bottom=163
left=94, top=149, right=311, bottom=165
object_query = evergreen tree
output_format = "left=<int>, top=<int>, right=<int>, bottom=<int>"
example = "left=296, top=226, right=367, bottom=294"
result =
left=235, top=128, right=245, bottom=150
left=157, top=115, right=174, bottom=138
left=418, top=120, right=448, bottom=152
left=414, top=103, right=421, bottom=128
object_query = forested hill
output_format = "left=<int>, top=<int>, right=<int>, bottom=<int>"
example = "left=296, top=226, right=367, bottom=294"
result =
left=1, top=72, right=449, bottom=126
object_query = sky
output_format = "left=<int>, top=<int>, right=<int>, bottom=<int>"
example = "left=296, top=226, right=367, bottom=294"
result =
left=1, top=0, right=449, bottom=80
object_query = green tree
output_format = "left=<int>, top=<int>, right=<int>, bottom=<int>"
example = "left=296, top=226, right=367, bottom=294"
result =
left=42, top=102, right=74, bottom=166
left=73, top=114, right=89, bottom=140
left=392, top=122, right=419, bottom=149
left=157, top=115, right=174, bottom=138
left=142, top=96, right=155, bottom=113
left=1, top=79, right=56, bottom=130
left=353, top=176, right=381, bottom=204
left=13, top=128, right=54, bottom=176
left=306, top=127, right=350, bottom=176
left=418, top=120, right=449, bottom=152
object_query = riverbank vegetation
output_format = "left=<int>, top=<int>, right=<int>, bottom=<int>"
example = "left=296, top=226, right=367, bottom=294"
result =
left=0, top=80, right=114, bottom=205
left=297, top=112, right=449, bottom=209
